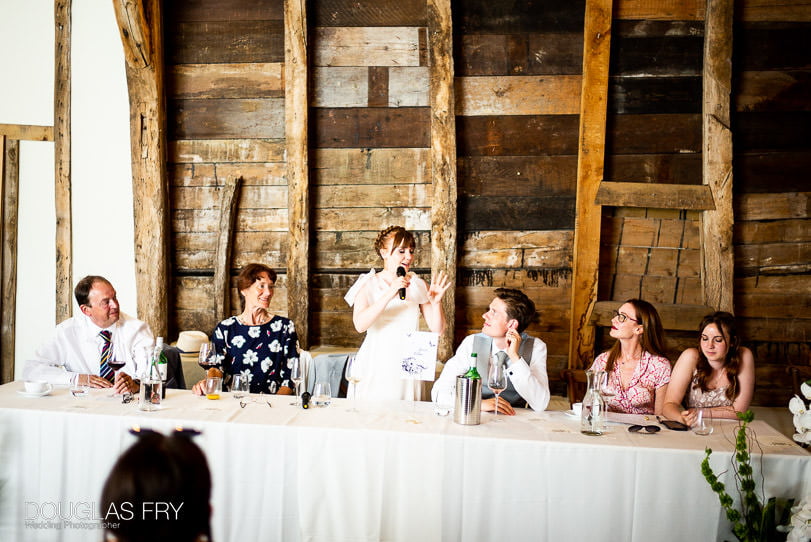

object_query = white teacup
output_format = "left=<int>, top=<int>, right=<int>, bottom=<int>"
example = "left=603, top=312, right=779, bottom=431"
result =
left=24, top=381, right=49, bottom=394
left=571, top=402, right=583, bottom=417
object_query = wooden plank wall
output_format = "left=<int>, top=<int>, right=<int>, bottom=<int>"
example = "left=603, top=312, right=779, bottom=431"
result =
left=309, top=0, right=432, bottom=347
left=730, top=9, right=811, bottom=406
left=452, top=1, right=585, bottom=394
left=165, top=0, right=288, bottom=336
left=160, top=0, right=810, bottom=404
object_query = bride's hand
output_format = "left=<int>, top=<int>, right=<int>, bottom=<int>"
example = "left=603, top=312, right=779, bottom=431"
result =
left=427, top=271, right=451, bottom=305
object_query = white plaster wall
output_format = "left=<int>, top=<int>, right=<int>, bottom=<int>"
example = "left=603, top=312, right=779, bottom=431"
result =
left=0, top=0, right=136, bottom=379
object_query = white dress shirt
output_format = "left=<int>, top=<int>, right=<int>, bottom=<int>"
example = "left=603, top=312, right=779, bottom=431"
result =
left=431, top=332, right=550, bottom=412
left=23, top=312, right=154, bottom=385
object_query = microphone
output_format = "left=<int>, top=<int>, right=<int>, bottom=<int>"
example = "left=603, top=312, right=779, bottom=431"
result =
left=396, top=266, right=406, bottom=300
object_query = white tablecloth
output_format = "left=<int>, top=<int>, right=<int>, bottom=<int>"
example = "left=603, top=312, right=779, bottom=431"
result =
left=0, top=382, right=808, bottom=542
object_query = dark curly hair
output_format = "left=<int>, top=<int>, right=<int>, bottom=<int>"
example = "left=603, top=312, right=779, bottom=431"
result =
left=494, top=288, right=539, bottom=333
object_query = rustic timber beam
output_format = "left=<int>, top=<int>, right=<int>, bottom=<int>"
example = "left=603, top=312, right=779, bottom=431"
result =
left=55, top=0, right=72, bottom=325
left=567, top=0, right=613, bottom=371
left=1, top=138, right=19, bottom=384
left=595, top=182, right=715, bottom=210
left=0, top=125, right=54, bottom=142
left=428, top=0, right=457, bottom=361
left=113, top=0, right=169, bottom=337
left=285, top=0, right=310, bottom=349
left=213, top=176, right=242, bottom=322
left=701, top=0, right=734, bottom=312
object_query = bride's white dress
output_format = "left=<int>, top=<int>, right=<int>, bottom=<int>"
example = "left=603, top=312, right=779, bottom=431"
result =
left=344, top=269, right=429, bottom=400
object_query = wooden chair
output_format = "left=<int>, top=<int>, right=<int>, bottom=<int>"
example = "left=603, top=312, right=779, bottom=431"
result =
left=561, top=369, right=588, bottom=406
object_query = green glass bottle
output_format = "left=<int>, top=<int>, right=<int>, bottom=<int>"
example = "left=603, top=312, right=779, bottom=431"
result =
left=463, top=352, right=481, bottom=379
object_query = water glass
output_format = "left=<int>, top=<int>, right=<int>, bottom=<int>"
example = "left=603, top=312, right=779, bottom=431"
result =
left=70, top=381, right=89, bottom=398
left=231, top=374, right=250, bottom=399
left=693, top=407, right=714, bottom=435
left=313, top=382, right=331, bottom=407
left=205, top=377, right=222, bottom=400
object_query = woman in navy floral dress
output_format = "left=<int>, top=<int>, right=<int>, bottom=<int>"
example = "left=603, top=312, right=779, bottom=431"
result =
left=192, top=263, right=298, bottom=395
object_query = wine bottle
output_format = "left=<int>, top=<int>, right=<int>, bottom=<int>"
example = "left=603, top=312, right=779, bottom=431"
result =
left=463, top=352, right=481, bottom=380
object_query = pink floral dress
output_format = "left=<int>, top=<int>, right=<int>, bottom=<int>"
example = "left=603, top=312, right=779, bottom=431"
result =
left=590, top=351, right=671, bottom=414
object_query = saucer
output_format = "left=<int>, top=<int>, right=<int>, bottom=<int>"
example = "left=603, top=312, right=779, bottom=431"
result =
left=564, top=410, right=581, bottom=418
left=18, top=385, right=53, bottom=398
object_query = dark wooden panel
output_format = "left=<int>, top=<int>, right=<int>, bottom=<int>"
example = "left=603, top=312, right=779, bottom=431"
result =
left=734, top=152, right=811, bottom=194
left=609, top=76, right=702, bottom=114
left=455, top=33, right=583, bottom=76
left=460, top=196, right=575, bottom=231
left=312, top=108, right=430, bottom=148
left=456, top=115, right=579, bottom=156
left=311, top=0, right=426, bottom=26
left=733, top=112, right=811, bottom=151
left=610, top=36, right=703, bottom=76
left=614, top=20, right=704, bottom=38
left=164, top=0, right=284, bottom=22
left=734, top=23, right=811, bottom=71
left=604, top=153, right=702, bottom=184
left=606, top=114, right=702, bottom=154
left=167, top=21, right=284, bottom=64
left=170, top=98, right=285, bottom=139
left=735, top=71, right=811, bottom=113
left=452, top=0, right=586, bottom=34
left=458, top=156, right=577, bottom=196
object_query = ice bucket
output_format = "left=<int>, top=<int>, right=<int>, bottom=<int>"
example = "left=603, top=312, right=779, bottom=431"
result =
left=453, top=375, right=481, bottom=425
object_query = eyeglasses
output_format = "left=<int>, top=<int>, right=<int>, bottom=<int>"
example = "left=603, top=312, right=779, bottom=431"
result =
left=612, top=310, right=640, bottom=324
left=628, top=424, right=661, bottom=434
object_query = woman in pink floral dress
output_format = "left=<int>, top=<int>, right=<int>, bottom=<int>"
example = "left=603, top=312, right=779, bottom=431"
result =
left=589, top=299, right=671, bottom=415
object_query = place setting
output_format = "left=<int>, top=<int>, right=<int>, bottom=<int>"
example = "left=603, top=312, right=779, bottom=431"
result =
left=17, top=380, right=53, bottom=398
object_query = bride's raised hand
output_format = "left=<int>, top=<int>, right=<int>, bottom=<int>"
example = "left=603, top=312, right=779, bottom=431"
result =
left=427, top=270, right=451, bottom=305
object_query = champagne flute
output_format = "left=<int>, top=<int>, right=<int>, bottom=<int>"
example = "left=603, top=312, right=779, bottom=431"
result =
left=344, top=354, right=360, bottom=412
left=488, top=360, right=508, bottom=422
left=290, top=357, right=303, bottom=406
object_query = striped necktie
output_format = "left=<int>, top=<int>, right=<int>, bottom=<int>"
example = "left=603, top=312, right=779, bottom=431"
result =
left=99, top=330, right=114, bottom=382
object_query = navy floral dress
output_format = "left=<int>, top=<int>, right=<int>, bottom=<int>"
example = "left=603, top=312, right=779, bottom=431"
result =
left=212, top=315, right=299, bottom=394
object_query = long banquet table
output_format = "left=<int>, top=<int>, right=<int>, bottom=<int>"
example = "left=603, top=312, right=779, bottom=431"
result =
left=0, top=381, right=808, bottom=542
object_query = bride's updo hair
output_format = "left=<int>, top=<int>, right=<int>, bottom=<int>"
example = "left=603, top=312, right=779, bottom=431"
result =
left=374, top=226, right=416, bottom=256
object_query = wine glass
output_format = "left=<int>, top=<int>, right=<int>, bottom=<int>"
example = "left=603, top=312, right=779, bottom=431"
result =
left=198, top=342, right=218, bottom=371
left=488, top=360, right=508, bottom=422
left=344, top=354, right=360, bottom=411
left=599, top=370, right=616, bottom=408
left=290, top=357, right=303, bottom=406
left=106, top=339, right=126, bottom=396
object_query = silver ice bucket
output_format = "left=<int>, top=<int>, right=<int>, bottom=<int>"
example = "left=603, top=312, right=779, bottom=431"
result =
left=453, top=375, right=481, bottom=425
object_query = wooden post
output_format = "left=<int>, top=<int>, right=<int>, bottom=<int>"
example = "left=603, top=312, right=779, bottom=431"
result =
left=428, top=0, right=457, bottom=361
left=213, top=177, right=242, bottom=321
left=113, top=0, right=169, bottom=337
left=567, top=0, right=613, bottom=370
left=701, top=0, right=734, bottom=313
left=285, top=0, right=310, bottom=348
left=54, top=0, right=72, bottom=325
left=1, top=138, right=19, bottom=384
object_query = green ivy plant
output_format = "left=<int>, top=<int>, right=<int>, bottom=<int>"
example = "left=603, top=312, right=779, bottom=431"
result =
left=702, top=410, right=794, bottom=542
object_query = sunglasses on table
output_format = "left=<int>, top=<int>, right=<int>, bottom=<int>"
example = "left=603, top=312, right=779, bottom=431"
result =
left=628, top=424, right=661, bottom=434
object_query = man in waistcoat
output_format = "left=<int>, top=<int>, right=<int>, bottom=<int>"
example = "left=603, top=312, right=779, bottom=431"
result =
left=431, top=288, right=549, bottom=413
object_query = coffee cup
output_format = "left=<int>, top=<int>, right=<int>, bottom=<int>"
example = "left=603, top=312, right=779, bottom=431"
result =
left=571, top=402, right=583, bottom=417
left=24, top=381, right=49, bottom=394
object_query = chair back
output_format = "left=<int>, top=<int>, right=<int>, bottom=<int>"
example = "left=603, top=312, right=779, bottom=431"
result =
left=561, top=369, right=588, bottom=406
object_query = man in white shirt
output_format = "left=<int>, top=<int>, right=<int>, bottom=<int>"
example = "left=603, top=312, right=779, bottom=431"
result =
left=432, top=288, right=550, bottom=413
left=23, top=275, right=153, bottom=394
